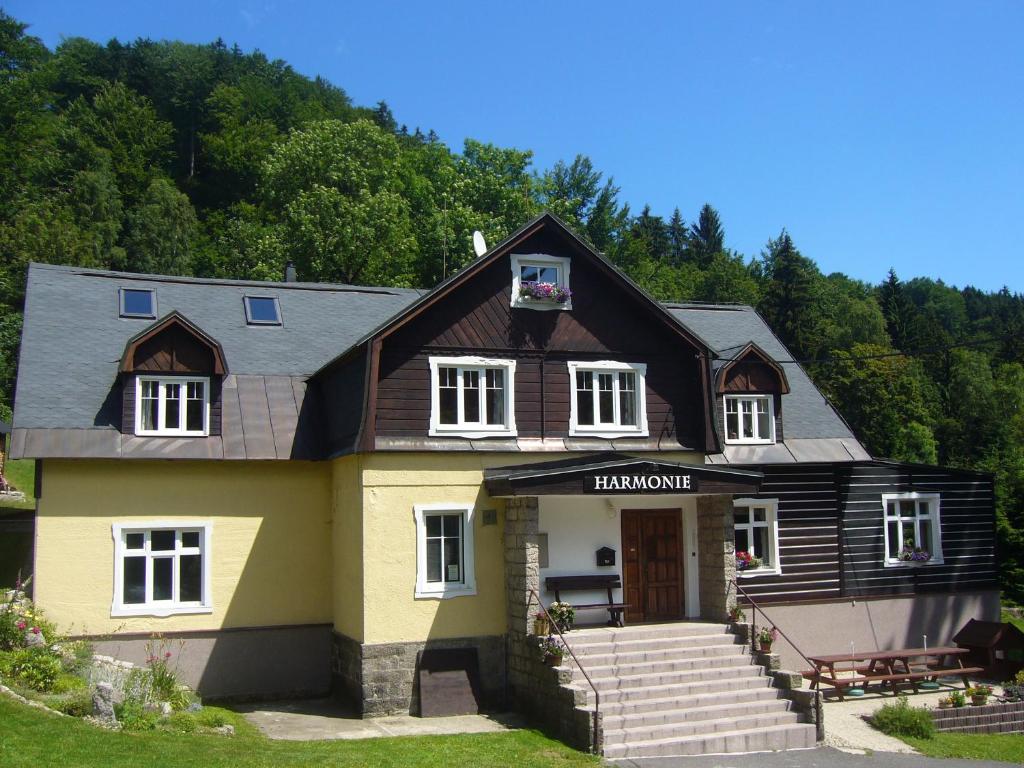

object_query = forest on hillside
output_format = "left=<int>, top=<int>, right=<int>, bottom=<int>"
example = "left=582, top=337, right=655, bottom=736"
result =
left=0, top=12, right=1021, bottom=601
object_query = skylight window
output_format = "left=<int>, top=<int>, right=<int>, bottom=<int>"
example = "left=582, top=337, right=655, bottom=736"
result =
left=120, top=288, right=156, bottom=319
left=244, top=296, right=281, bottom=326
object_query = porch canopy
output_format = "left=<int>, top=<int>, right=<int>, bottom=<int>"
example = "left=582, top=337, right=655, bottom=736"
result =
left=483, top=452, right=763, bottom=497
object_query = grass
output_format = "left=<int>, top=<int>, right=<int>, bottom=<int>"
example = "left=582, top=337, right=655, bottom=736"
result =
left=0, top=696, right=599, bottom=768
left=902, top=731, right=1024, bottom=763
left=1, top=458, right=35, bottom=509
left=1002, top=608, right=1024, bottom=634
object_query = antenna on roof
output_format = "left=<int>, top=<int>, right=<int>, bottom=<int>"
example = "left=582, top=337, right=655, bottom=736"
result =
left=472, top=231, right=488, bottom=258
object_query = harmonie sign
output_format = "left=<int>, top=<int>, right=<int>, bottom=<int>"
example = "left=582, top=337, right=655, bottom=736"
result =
left=584, top=473, right=697, bottom=494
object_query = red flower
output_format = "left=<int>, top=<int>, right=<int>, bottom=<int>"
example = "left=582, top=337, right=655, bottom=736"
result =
left=16, top=620, right=26, bottom=630
left=164, top=652, right=172, bottom=659
left=31, top=626, right=40, bottom=634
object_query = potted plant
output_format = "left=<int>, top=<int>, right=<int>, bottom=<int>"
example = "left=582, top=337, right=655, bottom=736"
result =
left=518, top=281, right=572, bottom=304
left=949, top=690, right=966, bottom=708
left=937, top=695, right=953, bottom=709
left=537, top=634, right=565, bottom=666
left=897, top=538, right=932, bottom=563
left=736, top=550, right=763, bottom=571
left=547, top=602, right=575, bottom=633
left=533, top=612, right=551, bottom=637
left=1001, top=670, right=1024, bottom=702
left=967, top=684, right=993, bottom=705
left=727, top=604, right=746, bottom=623
left=757, top=625, right=780, bottom=653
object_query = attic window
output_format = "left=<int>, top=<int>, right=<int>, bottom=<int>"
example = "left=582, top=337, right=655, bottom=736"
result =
left=120, top=289, right=156, bottom=319
left=244, top=296, right=281, bottom=326
left=510, top=254, right=572, bottom=311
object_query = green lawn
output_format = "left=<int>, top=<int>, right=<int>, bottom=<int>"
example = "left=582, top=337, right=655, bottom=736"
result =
left=1002, top=608, right=1024, bottom=634
left=0, top=696, right=599, bottom=768
left=1, top=458, right=35, bottom=508
left=902, top=731, right=1024, bottom=763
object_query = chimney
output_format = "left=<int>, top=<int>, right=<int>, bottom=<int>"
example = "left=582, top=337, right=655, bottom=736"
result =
left=284, top=261, right=297, bottom=282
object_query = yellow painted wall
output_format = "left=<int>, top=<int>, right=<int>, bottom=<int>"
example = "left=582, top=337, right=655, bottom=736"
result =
left=35, top=460, right=332, bottom=635
left=332, top=454, right=364, bottom=641
left=354, top=451, right=701, bottom=645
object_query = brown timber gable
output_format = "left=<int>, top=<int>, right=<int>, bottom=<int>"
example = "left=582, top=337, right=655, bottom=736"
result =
left=717, top=343, right=790, bottom=395
left=119, top=312, right=227, bottom=375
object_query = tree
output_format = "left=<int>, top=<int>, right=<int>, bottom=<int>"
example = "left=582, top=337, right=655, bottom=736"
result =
left=758, top=230, right=823, bottom=361
left=122, top=177, right=196, bottom=274
left=878, top=268, right=916, bottom=350
left=668, top=208, right=687, bottom=266
left=687, top=203, right=725, bottom=268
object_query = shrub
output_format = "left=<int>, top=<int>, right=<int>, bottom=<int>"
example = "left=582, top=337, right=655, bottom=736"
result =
left=48, top=688, right=93, bottom=717
left=166, top=711, right=198, bottom=733
left=115, top=699, right=158, bottom=731
left=870, top=696, right=935, bottom=739
left=194, top=707, right=229, bottom=728
left=9, top=648, right=62, bottom=692
left=51, top=672, right=87, bottom=694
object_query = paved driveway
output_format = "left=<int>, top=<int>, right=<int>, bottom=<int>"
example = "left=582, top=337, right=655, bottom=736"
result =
left=610, top=746, right=1011, bottom=768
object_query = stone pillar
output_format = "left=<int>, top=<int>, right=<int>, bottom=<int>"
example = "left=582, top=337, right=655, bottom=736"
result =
left=504, top=496, right=540, bottom=701
left=697, top=494, right=736, bottom=622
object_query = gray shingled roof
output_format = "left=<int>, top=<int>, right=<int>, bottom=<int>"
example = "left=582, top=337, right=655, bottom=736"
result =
left=663, top=303, right=870, bottom=463
left=12, top=263, right=422, bottom=458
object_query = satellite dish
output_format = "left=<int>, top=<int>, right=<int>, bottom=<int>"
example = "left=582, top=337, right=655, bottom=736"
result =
left=472, top=230, right=488, bottom=258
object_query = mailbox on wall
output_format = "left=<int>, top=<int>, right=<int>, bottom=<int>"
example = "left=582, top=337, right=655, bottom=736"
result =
left=596, top=547, right=616, bottom=567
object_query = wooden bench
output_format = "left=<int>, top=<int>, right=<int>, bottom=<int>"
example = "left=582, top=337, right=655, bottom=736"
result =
left=803, top=665, right=986, bottom=699
left=545, top=575, right=629, bottom=628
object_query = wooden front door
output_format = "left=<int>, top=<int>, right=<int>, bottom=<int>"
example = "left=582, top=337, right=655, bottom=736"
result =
left=621, top=509, right=684, bottom=622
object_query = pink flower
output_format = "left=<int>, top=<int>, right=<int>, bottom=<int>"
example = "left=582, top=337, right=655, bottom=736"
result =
left=16, top=620, right=25, bottom=630
left=31, top=626, right=40, bottom=634
left=164, top=651, right=172, bottom=659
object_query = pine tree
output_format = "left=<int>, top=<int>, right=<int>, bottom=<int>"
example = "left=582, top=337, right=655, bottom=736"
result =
left=758, top=230, right=822, bottom=360
left=668, top=207, right=687, bottom=266
left=688, top=203, right=724, bottom=268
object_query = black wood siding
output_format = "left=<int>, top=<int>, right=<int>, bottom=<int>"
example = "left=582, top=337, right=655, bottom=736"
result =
left=837, top=463, right=997, bottom=597
left=736, top=461, right=997, bottom=606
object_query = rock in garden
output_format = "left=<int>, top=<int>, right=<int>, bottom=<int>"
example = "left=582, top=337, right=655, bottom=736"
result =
left=92, top=682, right=116, bottom=722
left=24, top=630, right=45, bottom=648
left=213, top=724, right=235, bottom=736
left=186, top=701, right=203, bottom=712
left=160, top=702, right=173, bottom=716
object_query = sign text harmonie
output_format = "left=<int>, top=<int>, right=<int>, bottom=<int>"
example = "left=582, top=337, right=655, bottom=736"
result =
left=584, top=474, right=697, bottom=494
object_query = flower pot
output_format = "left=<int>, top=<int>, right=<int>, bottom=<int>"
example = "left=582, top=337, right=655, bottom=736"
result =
left=759, top=642, right=773, bottom=653
left=533, top=616, right=551, bottom=636
left=971, top=695, right=988, bottom=706
left=938, top=700, right=952, bottom=709
left=544, top=652, right=563, bottom=667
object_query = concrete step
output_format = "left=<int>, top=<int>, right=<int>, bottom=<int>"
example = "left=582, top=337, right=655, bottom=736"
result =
left=587, top=684, right=785, bottom=716
left=587, top=663, right=761, bottom=692
left=576, top=651, right=754, bottom=678
left=603, top=722, right=818, bottom=759
left=569, top=633, right=742, bottom=657
left=575, top=671, right=769, bottom=704
left=601, top=696, right=793, bottom=730
left=603, top=710, right=803, bottom=746
left=567, top=642, right=749, bottom=668
left=569, top=622, right=729, bottom=642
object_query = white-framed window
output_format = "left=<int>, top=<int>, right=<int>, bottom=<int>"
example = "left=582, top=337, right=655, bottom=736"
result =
left=135, top=376, right=210, bottom=436
left=428, top=356, right=517, bottom=438
left=724, top=394, right=775, bottom=444
left=882, top=493, right=943, bottom=566
left=111, top=522, right=212, bottom=617
left=567, top=360, right=648, bottom=437
left=510, top=253, right=572, bottom=310
left=733, top=498, right=781, bottom=576
left=413, top=504, right=476, bottom=599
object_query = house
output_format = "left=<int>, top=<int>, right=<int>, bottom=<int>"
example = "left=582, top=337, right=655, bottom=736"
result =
left=11, top=214, right=999, bottom=755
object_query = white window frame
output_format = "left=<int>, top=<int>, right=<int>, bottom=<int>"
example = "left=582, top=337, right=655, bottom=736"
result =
left=567, top=360, right=648, bottom=437
left=111, top=521, right=213, bottom=617
left=510, top=253, right=572, bottom=311
left=413, top=504, right=476, bottom=599
left=135, top=376, right=210, bottom=437
left=733, top=498, right=781, bottom=577
left=723, top=394, right=776, bottom=445
left=882, top=492, right=944, bottom=566
left=428, top=356, right=517, bottom=438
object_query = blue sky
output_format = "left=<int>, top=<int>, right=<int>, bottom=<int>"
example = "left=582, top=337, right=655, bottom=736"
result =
left=10, top=1, right=1024, bottom=292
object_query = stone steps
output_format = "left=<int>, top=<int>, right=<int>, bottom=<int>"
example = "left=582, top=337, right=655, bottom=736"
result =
left=556, top=621, right=817, bottom=757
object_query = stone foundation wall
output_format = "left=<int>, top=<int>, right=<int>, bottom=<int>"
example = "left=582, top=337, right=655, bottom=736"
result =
left=931, top=701, right=1024, bottom=734
left=697, top=495, right=735, bottom=622
left=331, top=631, right=506, bottom=716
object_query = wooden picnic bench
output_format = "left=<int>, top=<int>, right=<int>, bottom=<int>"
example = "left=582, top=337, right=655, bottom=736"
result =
left=803, top=646, right=985, bottom=701
left=545, top=574, right=629, bottom=628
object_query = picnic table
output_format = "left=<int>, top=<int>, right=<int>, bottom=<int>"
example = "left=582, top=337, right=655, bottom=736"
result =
left=804, top=646, right=984, bottom=701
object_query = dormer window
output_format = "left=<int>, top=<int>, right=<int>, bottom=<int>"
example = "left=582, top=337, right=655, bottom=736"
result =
left=119, top=288, right=156, bottom=319
left=244, top=296, right=281, bottom=325
left=510, top=254, right=572, bottom=310
left=136, top=377, right=209, bottom=436
left=724, top=394, right=774, bottom=444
